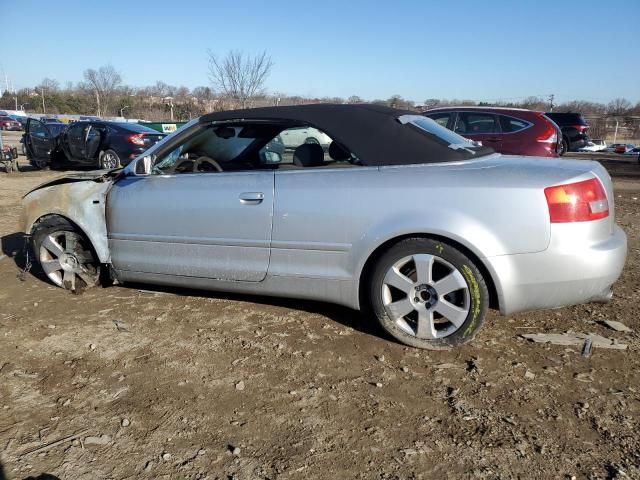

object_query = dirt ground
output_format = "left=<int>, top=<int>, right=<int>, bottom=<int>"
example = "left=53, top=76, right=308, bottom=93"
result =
left=0, top=137, right=639, bottom=479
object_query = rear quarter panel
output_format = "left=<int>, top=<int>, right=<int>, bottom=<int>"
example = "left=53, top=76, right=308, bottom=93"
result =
left=271, top=156, right=557, bottom=287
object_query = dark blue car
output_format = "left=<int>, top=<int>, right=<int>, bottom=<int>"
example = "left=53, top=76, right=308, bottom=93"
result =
left=24, top=119, right=166, bottom=169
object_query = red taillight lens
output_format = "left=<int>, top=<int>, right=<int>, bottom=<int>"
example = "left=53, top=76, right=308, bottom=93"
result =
left=573, top=124, right=589, bottom=133
left=128, top=133, right=145, bottom=146
left=544, top=178, right=609, bottom=223
left=536, top=121, right=557, bottom=143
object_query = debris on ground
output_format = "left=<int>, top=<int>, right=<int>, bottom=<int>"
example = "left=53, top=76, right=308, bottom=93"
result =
left=600, top=320, right=633, bottom=332
left=521, top=333, right=627, bottom=350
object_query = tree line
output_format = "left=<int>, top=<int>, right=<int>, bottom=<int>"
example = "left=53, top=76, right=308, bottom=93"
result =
left=1, top=52, right=639, bottom=121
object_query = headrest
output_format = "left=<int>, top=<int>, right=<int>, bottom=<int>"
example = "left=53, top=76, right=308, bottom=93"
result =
left=292, top=143, right=325, bottom=167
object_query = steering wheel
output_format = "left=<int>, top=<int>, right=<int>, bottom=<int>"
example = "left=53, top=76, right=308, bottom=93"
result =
left=193, top=156, right=223, bottom=172
left=172, top=156, right=223, bottom=173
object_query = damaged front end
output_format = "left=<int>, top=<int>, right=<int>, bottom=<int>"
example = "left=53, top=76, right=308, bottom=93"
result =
left=22, top=170, right=118, bottom=266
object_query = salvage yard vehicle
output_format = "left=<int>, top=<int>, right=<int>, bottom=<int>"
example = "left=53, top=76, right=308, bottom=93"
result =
left=23, top=119, right=165, bottom=169
left=0, top=114, right=23, bottom=131
left=545, top=112, right=590, bottom=154
left=578, top=139, right=607, bottom=152
left=423, top=106, right=562, bottom=158
left=22, top=104, right=627, bottom=350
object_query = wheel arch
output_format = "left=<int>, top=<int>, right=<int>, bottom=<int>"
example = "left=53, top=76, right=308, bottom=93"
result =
left=30, top=213, right=101, bottom=263
left=22, top=181, right=112, bottom=263
left=358, top=232, right=501, bottom=312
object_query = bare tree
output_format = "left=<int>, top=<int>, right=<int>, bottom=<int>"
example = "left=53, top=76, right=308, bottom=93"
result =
left=607, top=98, right=632, bottom=115
left=38, top=78, right=60, bottom=92
left=208, top=50, right=273, bottom=109
left=83, top=65, right=122, bottom=116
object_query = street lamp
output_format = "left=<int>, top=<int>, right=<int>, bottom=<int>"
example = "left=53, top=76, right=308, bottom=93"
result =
left=120, top=105, right=130, bottom=118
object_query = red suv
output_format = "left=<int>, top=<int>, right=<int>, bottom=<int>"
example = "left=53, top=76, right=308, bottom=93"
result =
left=423, top=107, right=561, bottom=157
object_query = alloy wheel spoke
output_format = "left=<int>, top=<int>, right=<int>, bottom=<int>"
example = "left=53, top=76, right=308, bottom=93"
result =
left=434, top=299, right=468, bottom=327
left=434, top=270, right=467, bottom=296
left=42, top=235, right=64, bottom=257
left=413, top=254, right=435, bottom=284
left=41, top=259, right=62, bottom=275
left=384, top=267, right=414, bottom=294
left=387, top=298, right=414, bottom=320
left=77, top=266, right=97, bottom=286
left=416, top=307, right=436, bottom=339
left=62, top=269, right=76, bottom=291
left=64, top=232, right=78, bottom=253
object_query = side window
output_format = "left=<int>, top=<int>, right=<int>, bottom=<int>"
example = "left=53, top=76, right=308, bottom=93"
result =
left=426, top=113, right=451, bottom=128
left=455, top=112, right=499, bottom=135
left=260, top=126, right=359, bottom=169
left=498, top=115, right=530, bottom=133
left=29, top=120, right=49, bottom=138
left=66, top=123, right=85, bottom=140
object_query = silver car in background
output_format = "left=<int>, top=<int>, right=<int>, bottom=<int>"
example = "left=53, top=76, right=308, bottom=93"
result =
left=22, top=105, right=627, bottom=349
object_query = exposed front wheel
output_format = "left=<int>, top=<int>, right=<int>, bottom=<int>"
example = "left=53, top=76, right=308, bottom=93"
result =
left=100, top=149, right=121, bottom=169
left=33, top=218, right=100, bottom=292
left=369, top=238, right=489, bottom=349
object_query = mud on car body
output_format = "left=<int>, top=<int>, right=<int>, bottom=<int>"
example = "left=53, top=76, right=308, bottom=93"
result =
left=22, top=105, right=627, bottom=350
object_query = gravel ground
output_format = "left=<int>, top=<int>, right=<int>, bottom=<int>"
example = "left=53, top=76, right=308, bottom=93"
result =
left=0, top=140, right=639, bottom=479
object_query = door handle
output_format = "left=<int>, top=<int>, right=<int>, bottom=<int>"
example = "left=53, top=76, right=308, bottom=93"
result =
left=239, top=192, right=264, bottom=205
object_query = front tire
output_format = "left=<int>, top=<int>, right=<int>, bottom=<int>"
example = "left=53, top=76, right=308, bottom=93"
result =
left=99, top=149, right=121, bottom=169
left=369, top=238, right=489, bottom=350
left=32, top=217, right=100, bottom=292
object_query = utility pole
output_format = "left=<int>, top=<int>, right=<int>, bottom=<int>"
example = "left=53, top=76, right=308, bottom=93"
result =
left=41, top=88, right=46, bottom=114
left=548, top=94, right=554, bottom=112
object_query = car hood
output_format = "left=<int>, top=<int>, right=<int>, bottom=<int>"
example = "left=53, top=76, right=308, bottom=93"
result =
left=23, top=169, right=121, bottom=198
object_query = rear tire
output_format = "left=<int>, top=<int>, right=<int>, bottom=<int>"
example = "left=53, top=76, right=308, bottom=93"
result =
left=369, top=238, right=489, bottom=350
left=559, top=138, right=569, bottom=156
left=99, top=149, right=121, bottom=169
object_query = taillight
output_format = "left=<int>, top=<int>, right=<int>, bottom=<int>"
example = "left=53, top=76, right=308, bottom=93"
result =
left=127, top=133, right=145, bottom=146
left=536, top=120, right=557, bottom=143
left=544, top=178, right=609, bottom=223
left=573, top=124, right=589, bottom=133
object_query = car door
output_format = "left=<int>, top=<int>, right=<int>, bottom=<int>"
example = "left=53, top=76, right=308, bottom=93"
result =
left=24, top=118, right=54, bottom=160
left=84, top=123, right=105, bottom=164
left=62, top=122, right=88, bottom=161
left=496, top=114, right=532, bottom=155
left=454, top=112, right=502, bottom=151
left=107, top=171, right=274, bottom=281
left=106, top=123, right=276, bottom=282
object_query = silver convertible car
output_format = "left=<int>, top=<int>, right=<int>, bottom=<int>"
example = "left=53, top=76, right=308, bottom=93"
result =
left=22, top=105, right=627, bottom=349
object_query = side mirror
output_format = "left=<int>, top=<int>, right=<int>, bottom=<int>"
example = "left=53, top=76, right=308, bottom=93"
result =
left=135, top=155, right=153, bottom=175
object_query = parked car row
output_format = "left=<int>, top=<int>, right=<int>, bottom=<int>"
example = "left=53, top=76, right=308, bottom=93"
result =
left=22, top=118, right=165, bottom=169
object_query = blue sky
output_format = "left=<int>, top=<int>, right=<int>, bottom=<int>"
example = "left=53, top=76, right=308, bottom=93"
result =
left=1, top=0, right=639, bottom=104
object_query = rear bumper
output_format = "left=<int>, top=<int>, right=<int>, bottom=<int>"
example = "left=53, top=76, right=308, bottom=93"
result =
left=487, top=224, right=627, bottom=315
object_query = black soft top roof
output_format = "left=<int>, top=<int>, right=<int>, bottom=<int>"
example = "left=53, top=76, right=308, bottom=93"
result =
left=200, top=104, right=489, bottom=166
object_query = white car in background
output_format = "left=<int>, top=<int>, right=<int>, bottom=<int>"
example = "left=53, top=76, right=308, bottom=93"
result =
left=578, top=139, right=607, bottom=152
left=279, top=126, right=332, bottom=150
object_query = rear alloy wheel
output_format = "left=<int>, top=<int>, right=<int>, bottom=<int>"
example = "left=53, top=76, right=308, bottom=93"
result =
left=33, top=220, right=99, bottom=292
left=100, top=149, right=121, bottom=169
left=370, top=238, right=488, bottom=349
